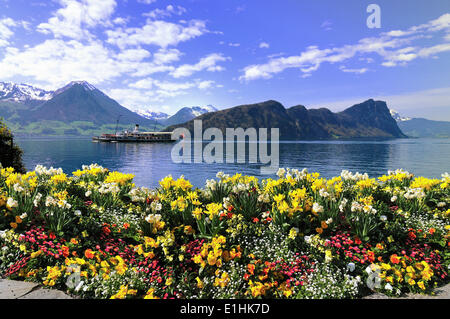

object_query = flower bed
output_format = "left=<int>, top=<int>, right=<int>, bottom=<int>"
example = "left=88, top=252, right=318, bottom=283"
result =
left=0, top=165, right=449, bottom=299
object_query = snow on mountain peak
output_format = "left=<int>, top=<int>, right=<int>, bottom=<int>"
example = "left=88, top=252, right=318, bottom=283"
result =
left=189, top=105, right=217, bottom=117
left=135, top=109, right=170, bottom=121
left=0, top=81, right=53, bottom=102
left=390, top=109, right=411, bottom=122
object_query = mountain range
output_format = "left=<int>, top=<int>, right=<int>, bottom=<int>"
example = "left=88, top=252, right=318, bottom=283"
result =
left=2, top=80, right=448, bottom=139
left=390, top=110, right=450, bottom=138
left=136, top=105, right=217, bottom=126
left=0, top=81, right=217, bottom=136
left=166, top=99, right=407, bottom=140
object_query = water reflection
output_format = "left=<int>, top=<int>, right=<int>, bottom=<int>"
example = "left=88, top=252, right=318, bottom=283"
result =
left=16, top=137, right=450, bottom=188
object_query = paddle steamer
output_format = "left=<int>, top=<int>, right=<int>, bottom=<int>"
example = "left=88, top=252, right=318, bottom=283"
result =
left=92, top=124, right=174, bottom=143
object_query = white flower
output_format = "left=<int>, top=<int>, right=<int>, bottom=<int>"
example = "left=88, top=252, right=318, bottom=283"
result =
left=216, top=171, right=224, bottom=179
left=20, top=213, right=28, bottom=219
left=312, top=202, right=324, bottom=214
left=319, top=188, right=330, bottom=198
left=391, top=195, right=397, bottom=202
left=380, top=215, right=387, bottom=221
left=347, top=262, right=356, bottom=272
left=145, top=214, right=162, bottom=224
left=385, top=283, right=393, bottom=291
left=85, top=190, right=92, bottom=197
left=74, top=210, right=82, bottom=217
left=6, top=197, right=18, bottom=209
left=33, top=193, right=42, bottom=206
left=276, top=168, right=286, bottom=178
left=13, top=183, right=24, bottom=193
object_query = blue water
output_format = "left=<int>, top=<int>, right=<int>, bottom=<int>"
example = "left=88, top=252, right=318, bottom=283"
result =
left=15, top=137, right=450, bottom=188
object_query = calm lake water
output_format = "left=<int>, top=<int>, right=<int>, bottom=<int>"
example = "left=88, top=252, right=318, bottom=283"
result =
left=15, top=137, right=450, bottom=189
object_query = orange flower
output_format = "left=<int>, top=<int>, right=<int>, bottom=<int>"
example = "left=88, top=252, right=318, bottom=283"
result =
left=376, top=243, right=384, bottom=250
left=84, top=249, right=95, bottom=259
left=61, top=245, right=70, bottom=258
left=316, top=227, right=323, bottom=234
left=248, top=264, right=255, bottom=275
left=368, top=251, right=375, bottom=263
left=10, top=222, right=18, bottom=229
left=390, top=254, right=400, bottom=264
left=123, top=223, right=130, bottom=230
left=429, top=228, right=435, bottom=235
left=70, top=238, right=79, bottom=245
left=321, top=221, right=328, bottom=229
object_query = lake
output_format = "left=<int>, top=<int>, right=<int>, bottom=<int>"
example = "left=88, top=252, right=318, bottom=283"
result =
left=15, top=137, right=450, bottom=188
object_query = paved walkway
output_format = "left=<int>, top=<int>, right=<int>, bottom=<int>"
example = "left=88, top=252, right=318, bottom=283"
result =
left=0, top=278, right=74, bottom=299
left=1, top=278, right=449, bottom=299
left=363, top=282, right=450, bottom=299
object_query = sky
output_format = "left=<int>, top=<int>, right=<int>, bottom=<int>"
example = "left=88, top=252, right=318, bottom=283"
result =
left=0, top=0, right=449, bottom=120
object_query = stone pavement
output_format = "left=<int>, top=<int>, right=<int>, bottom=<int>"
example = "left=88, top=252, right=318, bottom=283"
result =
left=1, top=277, right=449, bottom=299
left=0, top=278, right=73, bottom=299
left=362, top=282, right=450, bottom=299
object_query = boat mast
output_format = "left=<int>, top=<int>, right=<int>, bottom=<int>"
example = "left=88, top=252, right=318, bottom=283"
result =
left=115, top=115, right=122, bottom=135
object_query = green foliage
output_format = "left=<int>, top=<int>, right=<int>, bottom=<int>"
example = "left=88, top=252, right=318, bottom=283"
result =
left=0, top=118, right=25, bottom=173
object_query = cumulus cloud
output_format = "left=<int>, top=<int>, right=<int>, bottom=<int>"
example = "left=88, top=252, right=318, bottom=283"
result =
left=259, top=42, right=270, bottom=49
left=0, top=18, right=16, bottom=47
left=111, top=78, right=218, bottom=108
left=37, top=0, right=117, bottom=40
left=240, top=13, right=450, bottom=81
left=0, top=36, right=201, bottom=89
left=0, top=39, right=124, bottom=89
left=144, top=5, right=187, bottom=20
left=0, top=18, right=28, bottom=47
left=170, top=53, right=230, bottom=78
left=106, top=19, right=208, bottom=49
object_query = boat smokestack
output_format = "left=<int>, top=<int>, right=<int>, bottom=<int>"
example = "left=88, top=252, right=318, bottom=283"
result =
left=133, top=124, right=139, bottom=133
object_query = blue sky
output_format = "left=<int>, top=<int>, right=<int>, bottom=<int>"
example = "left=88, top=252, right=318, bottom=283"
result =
left=0, top=0, right=449, bottom=120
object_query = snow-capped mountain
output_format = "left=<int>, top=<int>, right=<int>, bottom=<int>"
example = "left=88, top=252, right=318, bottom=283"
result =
left=190, top=105, right=218, bottom=116
left=53, top=81, right=97, bottom=96
left=0, top=82, right=53, bottom=103
left=390, top=109, right=411, bottom=122
left=135, top=110, right=170, bottom=122
left=163, top=105, right=218, bottom=126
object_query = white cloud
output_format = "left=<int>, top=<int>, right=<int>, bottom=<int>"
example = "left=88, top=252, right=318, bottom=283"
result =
left=116, top=48, right=152, bottom=62
left=107, top=88, right=155, bottom=108
left=144, top=5, right=186, bottom=20
left=170, top=53, right=230, bottom=78
left=228, top=42, right=240, bottom=47
left=0, top=39, right=123, bottom=89
left=120, top=78, right=218, bottom=108
left=37, top=0, right=117, bottom=40
left=259, top=42, right=270, bottom=49
left=339, top=66, right=368, bottom=74
left=0, top=18, right=28, bottom=47
left=320, top=20, right=333, bottom=31
left=0, top=18, right=16, bottom=47
left=240, top=13, right=450, bottom=81
left=197, top=80, right=215, bottom=89
left=152, top=48, right=182, bottom=65
left=0, top=39, right=164, bottom=89
left=137, top=0, right=157, bottom=4
left=106, top=19, right=208, bottom=49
